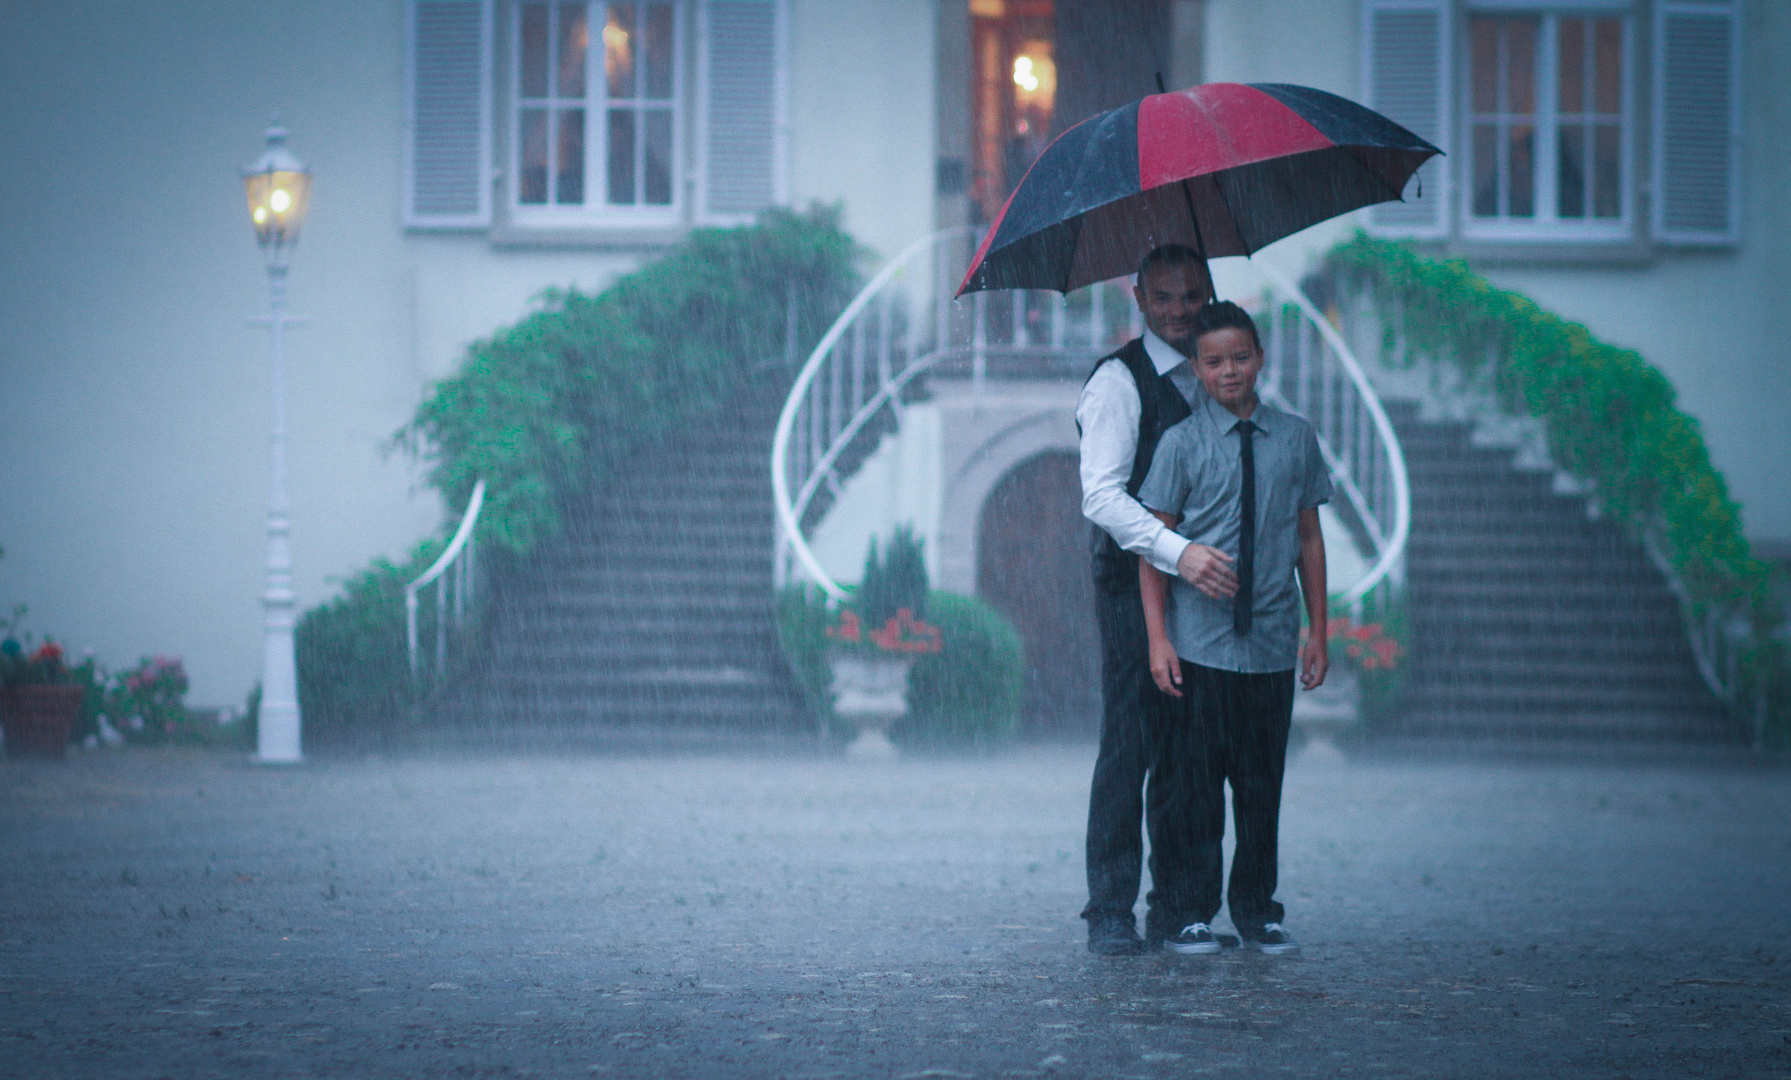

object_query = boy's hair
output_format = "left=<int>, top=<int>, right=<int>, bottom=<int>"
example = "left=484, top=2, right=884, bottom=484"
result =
left=1192, top=300, right=1262, bottom=353
left=1135, top=244, right=1209, bottom=287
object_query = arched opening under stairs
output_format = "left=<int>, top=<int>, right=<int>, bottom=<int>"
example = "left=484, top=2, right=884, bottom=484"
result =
left=975, top=450, right=1102, bottom=737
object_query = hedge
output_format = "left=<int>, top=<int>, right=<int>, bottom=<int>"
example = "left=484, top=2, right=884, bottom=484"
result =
left=1327, top=232, right=1787, bottom=740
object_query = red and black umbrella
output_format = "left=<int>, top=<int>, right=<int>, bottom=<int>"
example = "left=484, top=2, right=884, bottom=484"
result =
left=957, top=82, right=1442, bottom=296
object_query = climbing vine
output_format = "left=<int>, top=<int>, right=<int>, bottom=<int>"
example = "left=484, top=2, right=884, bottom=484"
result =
left=1326, top=233, right=1786, bottom=740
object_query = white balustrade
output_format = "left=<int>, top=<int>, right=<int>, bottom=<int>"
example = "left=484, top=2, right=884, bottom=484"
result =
left=771, top=230, right=1411, bottom=612
left=405, top=478, right=485, bottom=680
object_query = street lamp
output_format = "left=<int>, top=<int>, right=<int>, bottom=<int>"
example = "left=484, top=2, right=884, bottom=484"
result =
left=241, top=122, right=312, bottom=763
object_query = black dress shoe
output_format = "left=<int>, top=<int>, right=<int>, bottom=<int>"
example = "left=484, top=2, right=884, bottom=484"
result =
left=1086, top=912, right=1145, bottom=956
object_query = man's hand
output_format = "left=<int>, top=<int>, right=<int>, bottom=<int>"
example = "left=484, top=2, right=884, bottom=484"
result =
left=1176, top=544, right=1239, bottom=600
left=1149, top=635, right=1184, bottom=698
left=1300, top=633, right=1329, bottom=691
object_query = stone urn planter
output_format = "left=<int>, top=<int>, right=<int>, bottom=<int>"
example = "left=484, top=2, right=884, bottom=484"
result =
left=0, top=685, right=84, bottom=760
left=827, top=654, right=914, bottom=761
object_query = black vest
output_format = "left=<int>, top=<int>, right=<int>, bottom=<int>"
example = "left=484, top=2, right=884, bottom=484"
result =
left=1084, top=337, right=1193, bottom=592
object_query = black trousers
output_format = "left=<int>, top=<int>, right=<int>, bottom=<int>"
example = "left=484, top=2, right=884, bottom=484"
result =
left=1150, top=661, right=1295, bottom=938
left=1082, top=578, right=1177, bottom=934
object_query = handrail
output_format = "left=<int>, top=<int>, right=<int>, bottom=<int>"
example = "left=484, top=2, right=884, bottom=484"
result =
left=771, top=228, right=976, bottom=600
left=1251, top=262, right=1411, bottom=604
left=770, top=232, right=1411, bottom=612
left=405, top=478, right=485, bottom=678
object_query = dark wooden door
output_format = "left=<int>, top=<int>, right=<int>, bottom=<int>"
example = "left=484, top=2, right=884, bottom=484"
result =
left=976, top=452, right=1103, bottom=737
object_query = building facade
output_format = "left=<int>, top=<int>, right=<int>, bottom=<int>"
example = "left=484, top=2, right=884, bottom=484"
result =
left=0, top=0, right=1781, bottom=706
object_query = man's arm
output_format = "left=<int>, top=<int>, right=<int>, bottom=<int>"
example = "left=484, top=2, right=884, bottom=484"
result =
left=1295, top=505, right=1328, bottom=691
left=1077, top=361, right=1191, bottom=575
left=1078, top=362, right=1237, bottom=592
left=1140, top=509, right=1183, bottom=698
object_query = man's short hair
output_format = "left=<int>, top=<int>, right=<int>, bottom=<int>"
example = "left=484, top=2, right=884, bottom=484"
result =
left=1135, top=244, right=1209, bottom=286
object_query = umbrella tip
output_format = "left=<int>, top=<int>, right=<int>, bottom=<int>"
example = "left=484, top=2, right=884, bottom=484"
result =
left=1155, top=72, right=1167, bottom=94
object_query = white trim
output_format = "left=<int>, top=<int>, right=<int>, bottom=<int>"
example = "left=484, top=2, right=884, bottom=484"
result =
left=1650, top=0, right=1741, bottom=246
left=509, top=0, right=687, bottom=228
left=1361, top=0, right=1453, bottom=239
left=404, top=0, right=494, bottom=229
left=1461, top=8, right=1636, bottom=242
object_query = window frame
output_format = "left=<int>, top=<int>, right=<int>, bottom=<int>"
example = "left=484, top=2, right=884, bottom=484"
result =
left=1460, top=4, right=1636, bottom=244
left=508, top=0, right=688, bottom=229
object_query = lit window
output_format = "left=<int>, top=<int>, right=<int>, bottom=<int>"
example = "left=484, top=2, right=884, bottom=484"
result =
left=1467, top=11, right=1630, bottom=238
left=515, top=1, right=681, bottom=220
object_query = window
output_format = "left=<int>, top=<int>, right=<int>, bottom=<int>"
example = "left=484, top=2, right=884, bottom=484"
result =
left=513, top=1, right=683, bottom=223
left=1466, top=11, right=1630, bottom=240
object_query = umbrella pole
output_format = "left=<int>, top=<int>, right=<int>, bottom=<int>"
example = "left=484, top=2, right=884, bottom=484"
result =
left=1157, top=74, right=1214, bottom=298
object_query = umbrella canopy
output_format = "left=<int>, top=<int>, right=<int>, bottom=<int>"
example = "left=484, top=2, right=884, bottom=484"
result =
left=957, top=83, right=1442, bottom=296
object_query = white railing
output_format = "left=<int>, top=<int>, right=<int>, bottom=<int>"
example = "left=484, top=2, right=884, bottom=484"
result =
left=405, top=478, right=485, bottom=680
left=771, top=229, right=1409, bottom=611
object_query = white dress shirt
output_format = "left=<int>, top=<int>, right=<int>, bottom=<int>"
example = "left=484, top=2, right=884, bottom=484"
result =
left=1076, top=328, right=1206, bottom=576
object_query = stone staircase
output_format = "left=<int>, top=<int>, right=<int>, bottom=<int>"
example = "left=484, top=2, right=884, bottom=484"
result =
left=1385, top=400, right=1742, bottom=741
left=450, top=396, right=802, bottom=731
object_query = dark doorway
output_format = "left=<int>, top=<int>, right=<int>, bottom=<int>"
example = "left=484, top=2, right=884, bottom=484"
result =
left=976, top=452, right=1102, bottom=737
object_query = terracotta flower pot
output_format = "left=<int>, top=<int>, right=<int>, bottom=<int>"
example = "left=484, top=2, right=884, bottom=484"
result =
left=0, top=685, right=85, bottom=760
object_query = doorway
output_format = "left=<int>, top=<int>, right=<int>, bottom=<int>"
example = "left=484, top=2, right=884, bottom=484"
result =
left=976, top=451, right=1102, bottom=736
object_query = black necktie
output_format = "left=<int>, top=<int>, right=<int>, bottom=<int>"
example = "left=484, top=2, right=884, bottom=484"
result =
left=1234, top=419, right=1256, bottom=637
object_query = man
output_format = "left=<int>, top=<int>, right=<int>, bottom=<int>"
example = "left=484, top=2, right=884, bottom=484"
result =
left=1136, top=300, right=1331, bottom=957
left=1075, top=244, right=1239, bottom=956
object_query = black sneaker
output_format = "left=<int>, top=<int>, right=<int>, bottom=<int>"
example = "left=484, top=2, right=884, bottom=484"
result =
left=1246, top=922, right=1299, bottom=955
left=1086, top=913, right=1145, bottom=956
left=1165, top=922, right=1221, bottom=955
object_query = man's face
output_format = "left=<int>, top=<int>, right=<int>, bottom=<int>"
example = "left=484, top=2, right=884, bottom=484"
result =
left=1132, top=263, right=1211, bottom=353
left=1193, top=326, right=1263, bottom=413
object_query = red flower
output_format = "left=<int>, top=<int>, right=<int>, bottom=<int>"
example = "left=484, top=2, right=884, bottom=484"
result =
left=867, top=608, right=944, bottom=655
left=29, top=641, right=63, bottom=665
left=826, top=609, right=863, bottom=643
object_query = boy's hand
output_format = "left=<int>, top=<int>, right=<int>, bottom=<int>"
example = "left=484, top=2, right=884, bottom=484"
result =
left=1300, top=633, right=1329, bottom=691
left=1149, top=637, right=1184, bottom=698
left=1176, top=544, right=1239, bottom=600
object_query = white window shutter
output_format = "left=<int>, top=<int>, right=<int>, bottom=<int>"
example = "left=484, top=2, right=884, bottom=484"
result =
left=1653, top=0, right=1740, bottom=245
left=698, top=0, right=788, bottom=223
left=405, top=0, right=493, bottom=229
left=1361, top=0, right=1451, bottom=238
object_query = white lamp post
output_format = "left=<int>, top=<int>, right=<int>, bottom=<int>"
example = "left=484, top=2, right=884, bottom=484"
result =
left=241, top=123, right=313, bottom=764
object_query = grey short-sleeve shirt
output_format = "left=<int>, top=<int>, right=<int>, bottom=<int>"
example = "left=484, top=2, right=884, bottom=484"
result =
left=1136, top=395, right=1333, bottom=673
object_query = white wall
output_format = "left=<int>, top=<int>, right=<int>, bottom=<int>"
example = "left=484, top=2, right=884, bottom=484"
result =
left=1199, top=0, right=1791, bottom=546
left=0, top=0, right=939, bottom=704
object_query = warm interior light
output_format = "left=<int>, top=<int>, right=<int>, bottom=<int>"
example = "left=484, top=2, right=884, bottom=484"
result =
left=270, top=189, right=291, bottom=213
left=1013, top=55, right=1039, bottom=92
left=254, top=206, right=269, bottom=224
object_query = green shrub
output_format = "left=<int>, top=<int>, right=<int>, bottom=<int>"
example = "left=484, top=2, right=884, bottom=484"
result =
left=857, top=525, right=929, bottom=625
left=776, top=585, right=1025, bottom=747
left=294, top=537, right=450, bottom=742
left=296, top=208, right=861, bottom=733
left=1328, top=232, right=1788, bottom=739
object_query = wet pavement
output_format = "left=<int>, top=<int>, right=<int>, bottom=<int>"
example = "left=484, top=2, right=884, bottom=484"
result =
left=2, top=739, right=1788, bottom=1079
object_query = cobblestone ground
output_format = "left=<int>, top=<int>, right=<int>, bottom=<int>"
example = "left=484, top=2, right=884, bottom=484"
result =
left=2, top=740, right=1788, bottom=1079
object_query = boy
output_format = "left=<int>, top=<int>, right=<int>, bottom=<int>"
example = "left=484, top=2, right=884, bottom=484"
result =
left=1135, top=301, right=1332, bottom=956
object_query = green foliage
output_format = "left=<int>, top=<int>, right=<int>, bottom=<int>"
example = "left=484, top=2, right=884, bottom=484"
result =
left=294, top=537, right=448, bottom=741
left=857, top=525, right=929, bottom=625
left=1327, top=232, right=1788, bottom=738
left=398, top=206, right=861, bottom=554
left=776, top=585, right=1025, bottom=747
left=105, top=655, right=198, bottom=745
left=297, top=208, right=861, bottom=733
left=901, top=590, right=1025, bottom=747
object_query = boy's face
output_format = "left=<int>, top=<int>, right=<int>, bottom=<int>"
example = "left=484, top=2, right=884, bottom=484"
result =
left=1193, top=326, right=1263, bottom=414
left=1132, top=264, right=1211, bottom=353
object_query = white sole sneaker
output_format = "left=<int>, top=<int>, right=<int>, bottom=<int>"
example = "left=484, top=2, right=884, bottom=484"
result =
left=1168, top=939, right=1222, bottom=955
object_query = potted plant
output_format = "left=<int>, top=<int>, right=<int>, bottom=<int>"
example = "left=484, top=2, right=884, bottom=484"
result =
left=0, top=636, right=86, bottom=760
left=826, top=527, right=943, bottom=759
